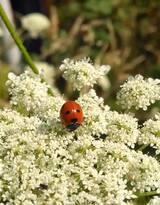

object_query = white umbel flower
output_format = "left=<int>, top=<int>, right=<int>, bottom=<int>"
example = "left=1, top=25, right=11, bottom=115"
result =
left=77, top=89, right=110, bottom=136
left=117, top=75, right=160, bottom=110
left=138, top=114, right=160, bottom=153
left=60, top=58, right=110, bottom=91
left=1, top=59, right=160, bottom=204
left=106, top=111, right=139, bottom=147
left=6, top=70, right=63, bottom=122
left=127, top=151, right=160, bottom=193
left=21, top=13, right=50, bottom=38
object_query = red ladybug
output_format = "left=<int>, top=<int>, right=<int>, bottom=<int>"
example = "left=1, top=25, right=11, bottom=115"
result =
left=60, top=101, right=84, bottom=131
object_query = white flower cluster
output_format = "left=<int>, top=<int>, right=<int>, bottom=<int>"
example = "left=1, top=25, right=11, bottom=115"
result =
left=60, top=58, right=110, bottom=91
left=6, top=70, right=63, bottom=122
left=77, top=89, right=110, bottom=136
left=138, top=114, right=160, bottom=154
left=126, top=151, right=160, bottom=193
left=117, top=75, right=160, bottom=110
left=21, top=13, right=50, bottom=38
left=96, top=141, right=160, bottom=193
left=0, top=59, right=160, bottom=204
left=105, top=111, right=139, bottom=147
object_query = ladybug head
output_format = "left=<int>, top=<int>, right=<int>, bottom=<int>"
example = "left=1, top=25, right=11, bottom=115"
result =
left=60, top=101, right=84, bottom=131
left=67, top=119, right=80, bottom=131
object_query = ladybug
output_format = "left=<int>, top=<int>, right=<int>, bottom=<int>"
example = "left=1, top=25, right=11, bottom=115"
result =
left=60, top=101, right=84, bottom=131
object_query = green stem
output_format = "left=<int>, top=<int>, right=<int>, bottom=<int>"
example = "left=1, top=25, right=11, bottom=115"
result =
left=0, top=3, right=54, bottom=96
left=138, top=144, right=148, bottom=151
left=135, top=191, right=159, bottom=197
left=0, top=3, right=39, bottom=74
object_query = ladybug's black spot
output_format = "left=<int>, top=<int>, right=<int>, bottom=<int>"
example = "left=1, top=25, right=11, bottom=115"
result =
left=65, top=110, right=70, bottom=115
left=76, top=109, right=80, bottom=113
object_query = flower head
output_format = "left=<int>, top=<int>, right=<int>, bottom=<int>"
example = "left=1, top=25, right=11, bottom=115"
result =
left=21, top=13, right=50, bottom=38
left=106, top=111, right=139, bottom=147
left=138, top=113, right=160, bottom=154
left=6, top=70, right=63, bottom=122
left=1, top=59, right=160, bottom=204
left=117, top=75, right=160, bottom=110
left=126, top=151, right=160, bottom=193
left=77, top=89, right=110, bottom=136
left=60, top=58, right=110, bottom=91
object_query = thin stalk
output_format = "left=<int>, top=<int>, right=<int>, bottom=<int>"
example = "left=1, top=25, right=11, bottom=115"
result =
left=0, top=3, right=39, bottom=74
left=0, top=3, right=54, bottom=96
left=138, top=144, right=148, bottom=151
left=135, top=191, right=159, bottom=197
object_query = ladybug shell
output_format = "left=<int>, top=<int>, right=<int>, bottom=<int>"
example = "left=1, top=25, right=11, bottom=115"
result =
left=60, top=101, right=84, bottom=131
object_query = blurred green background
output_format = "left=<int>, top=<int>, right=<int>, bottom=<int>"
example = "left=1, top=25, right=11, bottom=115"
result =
left=0, top=0, right=160, bottom=116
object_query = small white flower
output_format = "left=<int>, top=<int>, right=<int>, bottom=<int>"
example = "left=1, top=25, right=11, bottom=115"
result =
left=21, top=13, right=50, bottom=38
left=60, top=58, right=110, bottom=91
left=117, top=75, right=160, bottom=110
left=105, top=111, right=139, bottom=147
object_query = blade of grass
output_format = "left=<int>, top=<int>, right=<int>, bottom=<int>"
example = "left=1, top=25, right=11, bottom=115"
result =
left=0, top=3, right=54, bottom=96
left=0, top=3, right=39, bottom=74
